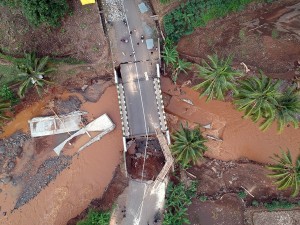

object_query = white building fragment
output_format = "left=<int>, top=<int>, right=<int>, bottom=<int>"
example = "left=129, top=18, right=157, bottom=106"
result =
left=29, top=111, right=87, bottom=137
left=28, top=112, right=115, bottom=155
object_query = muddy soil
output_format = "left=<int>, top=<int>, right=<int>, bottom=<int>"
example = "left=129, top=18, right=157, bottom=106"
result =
left=67, top=166, right=128, bottom=225
left=177, top=0, right=300, bottom=80
left=0, top=0, right=108, bottom=63
left=126, top=138, right=165, bottom=180
left=186, top=158, right=300, bottom=225
left=161, top=77, right=300, bottom=164
left=0, top=85, right=123, bottom=225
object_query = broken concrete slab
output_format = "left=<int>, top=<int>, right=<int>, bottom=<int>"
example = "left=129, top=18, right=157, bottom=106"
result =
left=29, top=111, right=87, bottom=138
left=53, top=113, right=115, bottom=155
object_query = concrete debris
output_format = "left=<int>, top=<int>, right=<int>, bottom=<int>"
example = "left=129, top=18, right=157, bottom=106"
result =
left=29, top=111, right=87, bottom=138
left=181, top=98, right=194, bottom=105
left=53, top=113, right=115, bottom=155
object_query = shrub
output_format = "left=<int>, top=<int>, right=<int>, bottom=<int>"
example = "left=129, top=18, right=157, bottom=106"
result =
left=21, top=0, right=69, bottom=27
left=252, top=200, right=259, bottom=207
left=77, top=209, right=111, bottom=225
left=264, top=200, right=295, bottom=211
left=238, top=191, right=247, bottom=199
left=199, top=195, right=207, bottom=202
left=163, top=181, right=197, bottom=225
left=0, top=85, right=19, bottom=105
left=163, top=0, right=276, bottom=43
left=0, top=0, right=20, bottom=7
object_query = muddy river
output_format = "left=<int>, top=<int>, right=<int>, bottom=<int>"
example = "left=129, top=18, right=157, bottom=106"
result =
left=161, top=77, right=300, bottom=164
left=0, top=86, right=123, bottom=225
left=0, top=77, right=300, bottom=225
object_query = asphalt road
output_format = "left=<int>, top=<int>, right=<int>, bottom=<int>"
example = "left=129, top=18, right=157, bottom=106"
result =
left=107, top=0, right=161, bottom=137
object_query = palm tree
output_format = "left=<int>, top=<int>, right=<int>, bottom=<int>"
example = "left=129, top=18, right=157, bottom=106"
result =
left=267, top=149, right=300, bottom=197
left=234, top=74, right=282, bottom=131
left=171, top=124, right=207, bottom=168
left=274, top=87, right=300, bottom=132
left=171, top=59, right=192, bottom=83
left=16, top=53, right=55, bottom=98
left=193, top=54, right=242, bottom=101
left=162, top=45, right=178, bottom=66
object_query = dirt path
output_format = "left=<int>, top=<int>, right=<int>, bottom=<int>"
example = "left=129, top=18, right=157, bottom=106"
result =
left=0, top=86, right=123, bottom=225
left=161, top=77, right=300, bottom=164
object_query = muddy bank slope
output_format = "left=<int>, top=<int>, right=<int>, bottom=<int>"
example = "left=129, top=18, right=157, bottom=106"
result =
left=177, top=0, right=300, bottom=80
left=161, top=77, right=300, bottom=164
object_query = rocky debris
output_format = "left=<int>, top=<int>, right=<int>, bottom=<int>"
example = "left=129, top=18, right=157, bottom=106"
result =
left=0, top=176, right=12, bottom=184
left=104, top=0, right=125, bottom=22
left=6, top=161, right=16, bottom=171
left=81, top=79, right=112, bottom=102
left=189, top=159, right=284, bottom=201
left=15, top=155, right=72, bottom=209
left=54, top=95, right=82, bottom=114
left=14, top=146, right=23, bottom=157
left=0, top=146, right=5, bottom=154
left=0, top=132, right=29, bottom=174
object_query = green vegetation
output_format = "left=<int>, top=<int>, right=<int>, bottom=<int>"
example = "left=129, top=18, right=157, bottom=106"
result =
left=264, top=200, right=296, bottom=211
left=0, top=98, right=11, bottom=123
left=0, top=0, right=69, bottom=27
left=0, top=0, right=20, bottom=7
left=77, top=209, right=111, bottom=225
left=0, top=85, right=19, bottom=105
left=234, top=74, right=300, bottom=132
left=162, top=39, right=192, bottom=83
left=271, top=29, right=279, bottom=39
left=21, top=0, right=69, bottom=27
left=163, top=0, right=266, bottom=43
left=163, top=181, right=197, bottom=225
left=237, top=190, right=247, bottom=199
left=193, top=54, right=242, bottom=101
left=252, top=200, right=259, bottom=207
left=274, top=87, right=300, bottom=132
left=199, top=195, right=208, bottom=202
left=234, top=74, right=281, bottom=131
left=159, top=0, right=173, bottom=4
left=15, top=53, right=55, bottom=98
left=171, top=124, right=207, bottom=168
left=267, top=149, right=300, bottom=197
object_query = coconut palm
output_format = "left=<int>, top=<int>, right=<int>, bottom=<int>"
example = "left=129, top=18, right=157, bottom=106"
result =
left=267, top=149, right=300, bottom=197
left=171, top=59, right=192, bottom=83
left=234, top=74, right=282, bottom=131
left=274, top=87, right=300, bottom=132
left=16, top=53, right=55, bottom=98
left=171, top=124, right=207, bottom=168
left=162, top=45, right=178, bottom=66
left=193, top=54, right=242, bottom=101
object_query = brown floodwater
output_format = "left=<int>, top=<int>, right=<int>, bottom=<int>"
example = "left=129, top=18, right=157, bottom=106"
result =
left=161, top=77, right=300, bottom=164
left=0, top=86, right=123, bottom=225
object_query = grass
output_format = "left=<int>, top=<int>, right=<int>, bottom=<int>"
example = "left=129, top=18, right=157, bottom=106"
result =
left=163, top=0, right=277, bottom=43
left=77, top=209, right=111, bottom=225
left=163, top=181, right=197, bottom=225
left=239, top=28, right=246, bottom=41
left=271, top=29, right=279, bottom=39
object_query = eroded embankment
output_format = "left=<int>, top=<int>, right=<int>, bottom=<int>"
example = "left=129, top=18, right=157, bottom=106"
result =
left=161, top=77, right=300, bottom=164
